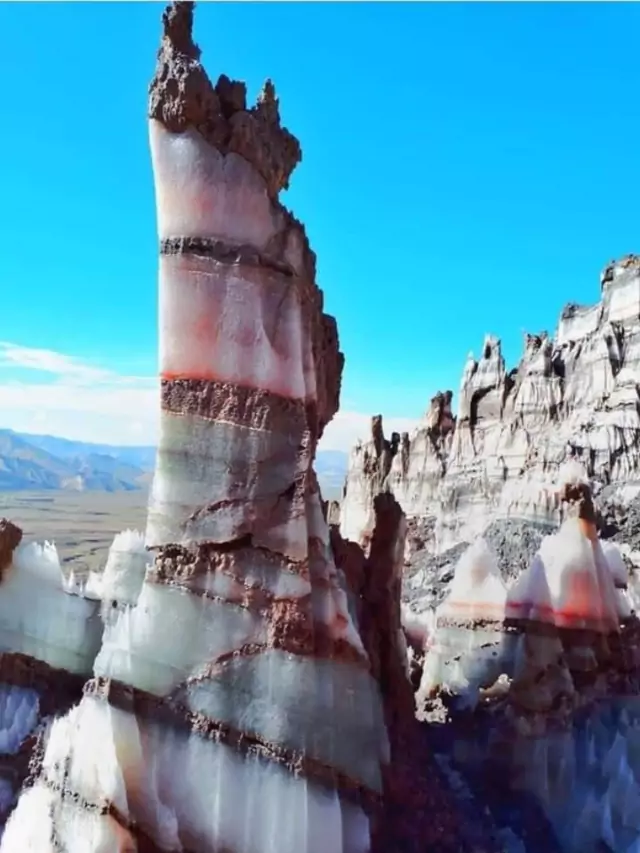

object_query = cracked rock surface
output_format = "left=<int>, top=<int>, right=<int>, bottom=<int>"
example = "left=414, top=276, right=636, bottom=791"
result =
left=341, top=256, right=640, bottom=552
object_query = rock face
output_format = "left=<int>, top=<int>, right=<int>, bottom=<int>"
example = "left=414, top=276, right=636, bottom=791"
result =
left=0, top=5, right=405, bottom=851
left=330, top=496, right=498, bottom=853
left=0, top=520, right=21, bottom=575
left=341, top=255, right=640, bottom=551
left=414, top=471, right=640, bottom=853
left=0, top=531, right=107, bottom=835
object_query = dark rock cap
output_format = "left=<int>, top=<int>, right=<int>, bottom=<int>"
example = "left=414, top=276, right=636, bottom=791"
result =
left=0, top=518, right=22, bottom=575
left=149, top=1, right=302, bottom=197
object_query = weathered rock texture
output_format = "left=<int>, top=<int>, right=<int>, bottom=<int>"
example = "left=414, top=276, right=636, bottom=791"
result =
left=0, top=534, right=106, bottom=837
left=416, top=476, right=640, bottom=853
left=341, top=255, right=640, bottom=551
left=330, top=495, right=501, bottom=853
left=0, top=5, right=412, bottom=852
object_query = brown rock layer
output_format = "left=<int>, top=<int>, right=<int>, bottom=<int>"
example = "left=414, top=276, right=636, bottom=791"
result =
left=0, top=653, right=88, bottom=830
left=149, top=1, right=301, bottom=198
left=84, top=676, right=380, bottom=813
left=0, top=653, right=86, bottom=717
left=161, top=377, right=316, bottom=436
left=160, top=236, right=296, bottom=277
left=0, top=519, right=22, bottom=576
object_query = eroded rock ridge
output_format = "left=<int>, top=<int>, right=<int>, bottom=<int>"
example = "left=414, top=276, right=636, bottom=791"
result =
left=342, top=255, right=640, bottom=551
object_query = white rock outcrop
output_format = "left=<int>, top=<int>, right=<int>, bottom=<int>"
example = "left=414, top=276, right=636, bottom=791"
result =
left=341, top=254, right=640, bottom=551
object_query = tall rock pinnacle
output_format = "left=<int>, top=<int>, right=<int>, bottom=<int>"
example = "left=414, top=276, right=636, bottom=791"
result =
left=149, top=0, right=302, bottom=197
left=0, top=4, right=387, bottom=851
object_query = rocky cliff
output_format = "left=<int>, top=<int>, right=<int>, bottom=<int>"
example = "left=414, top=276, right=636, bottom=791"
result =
left=341, top=255, right=640, bottom=552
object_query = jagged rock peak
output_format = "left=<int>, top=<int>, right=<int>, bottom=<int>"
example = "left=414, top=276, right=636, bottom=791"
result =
left=161, top=1, right=199, bottom=58
left=149, top=1, right=302, bottom=196
left=341, top=252, right=640, bottom=551
left=368, top=415, right=400, bottom=461
left=601, top=253, right=640, bottom=288
left=425, top=390, right=456, bottom=437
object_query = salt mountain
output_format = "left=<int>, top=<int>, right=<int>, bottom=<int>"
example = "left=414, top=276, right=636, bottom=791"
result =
left=0, top=4, right=639, bottom=853
left=340, top=254, right=640, bottom=551
left=0, top=5, right=445, bottom=850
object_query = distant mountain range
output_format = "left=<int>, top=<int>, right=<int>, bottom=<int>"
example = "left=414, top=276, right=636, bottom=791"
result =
left=313, top=449, right=349, bottom=501
left=0, top=430, right=348, bottom=498
left=0, top=430, right=153, bottom=492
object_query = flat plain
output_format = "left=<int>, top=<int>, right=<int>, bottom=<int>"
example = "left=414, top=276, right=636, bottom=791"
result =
left=0, top=490, right=149, bottom=577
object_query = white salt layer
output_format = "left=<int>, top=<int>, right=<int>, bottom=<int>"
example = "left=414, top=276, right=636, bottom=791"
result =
left=101, top=529, right=150, bottom=608
left=94, top=581, right=269, bottom=696
left=438, top=538, right=507, bottom=622
left=1, top=696, right=372, bottom=853
left=0, top=542, right=103, bottom=674
left=506, top=518, right=620, bottom=631
left=182, top=649, right=387, bottom=792
left=146, top=413, right=305, bottom=554
left=160, top=254, right=317, bottom=401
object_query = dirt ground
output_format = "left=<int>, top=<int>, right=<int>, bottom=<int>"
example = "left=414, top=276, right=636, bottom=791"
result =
left=0, top=490, right=149, bottom=577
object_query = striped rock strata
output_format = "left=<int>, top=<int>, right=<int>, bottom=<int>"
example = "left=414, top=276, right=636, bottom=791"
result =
left=341, top=255, right=640, bottom=552
left=0, top=523, right=105, bottom=835
left=0, top=5, right=397, bottom=852
left=417, top=472, right=640, bottom=853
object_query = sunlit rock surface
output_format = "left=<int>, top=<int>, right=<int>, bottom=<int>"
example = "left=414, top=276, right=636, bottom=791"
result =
left=417, top=538, right=514, bottom=710
left=0, top=522, right=100, bottom=839
left=341, top=256, right=640, bottom=551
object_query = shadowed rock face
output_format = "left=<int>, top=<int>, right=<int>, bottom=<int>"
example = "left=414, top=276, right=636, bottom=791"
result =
left=0, top=520, right=21, bottom=576
left=412, top=475, right=640, bottom=853
left=330, top=494, right=497, bottom=853
left=341, top=256, right=640, bottom=551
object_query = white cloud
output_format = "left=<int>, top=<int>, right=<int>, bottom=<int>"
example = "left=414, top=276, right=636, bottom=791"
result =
left=0, top=342, right=418, bottom=453
left=0, top=342, right=158, bottom=446
left=0, top=342, right=112, bottom=382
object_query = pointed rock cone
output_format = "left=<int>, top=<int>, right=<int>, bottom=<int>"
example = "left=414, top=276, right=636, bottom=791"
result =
left=417, top=538, right=516, bottom=710
left=506, top=474, right=621, bottom=714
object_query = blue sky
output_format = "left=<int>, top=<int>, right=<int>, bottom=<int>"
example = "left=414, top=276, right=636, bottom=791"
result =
left=1, top=1, right=640, bottom=450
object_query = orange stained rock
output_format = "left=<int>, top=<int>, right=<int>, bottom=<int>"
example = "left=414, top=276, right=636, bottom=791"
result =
left=578, top=518, right=598, bottom=543
left=508, top=593, right=618, bottom=630
left=439, top=599, right=506, bottom=620
left=191, top=313, right=218, bottom=346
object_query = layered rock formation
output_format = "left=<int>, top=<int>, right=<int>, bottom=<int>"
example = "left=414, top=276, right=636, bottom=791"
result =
left=0, top=521, right=105, bottom=837
left=0, top=5, right=412, bottom=851
left=341, top=255, right=640, bottom=551
left=329, top=496, right=498, bottom=853
left=414, top=470, right=640, bottom=853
